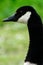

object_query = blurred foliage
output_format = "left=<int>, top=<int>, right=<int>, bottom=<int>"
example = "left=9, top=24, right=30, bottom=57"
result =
left=0, top=0, right=43, bottom=65
left=0, top=0, right=43, bottom=21
left=0, top=23, right=29, bottom=65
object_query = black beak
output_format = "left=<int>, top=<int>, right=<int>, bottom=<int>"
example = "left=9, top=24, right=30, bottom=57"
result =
left=3, top=14, right=17, bottom=22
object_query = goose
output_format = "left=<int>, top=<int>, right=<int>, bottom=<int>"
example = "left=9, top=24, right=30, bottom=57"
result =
left=3, top=6, right=43, bottom=65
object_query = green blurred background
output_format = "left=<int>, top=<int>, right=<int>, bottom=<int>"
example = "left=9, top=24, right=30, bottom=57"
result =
left=0, top=0, right=43, bottom=65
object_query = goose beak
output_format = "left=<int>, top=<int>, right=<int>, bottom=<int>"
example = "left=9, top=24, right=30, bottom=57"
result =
left=3, top=16, right=14, bottom=22
left=3, top=14, right=17, bottom=22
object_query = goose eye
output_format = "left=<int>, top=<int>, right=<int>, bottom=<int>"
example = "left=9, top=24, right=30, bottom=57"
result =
left=20, top=11, right=22, bottom=13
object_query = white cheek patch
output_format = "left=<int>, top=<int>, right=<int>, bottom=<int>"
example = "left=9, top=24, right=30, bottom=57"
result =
left=18, top=11, right=31, bottom=24
left=24, top=62, right=37, bottom=65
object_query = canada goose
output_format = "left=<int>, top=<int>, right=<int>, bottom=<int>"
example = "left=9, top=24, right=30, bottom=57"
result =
left=3, top=6, right=43, bottom=65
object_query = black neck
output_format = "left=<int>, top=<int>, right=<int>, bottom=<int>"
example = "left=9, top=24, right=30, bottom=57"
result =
left=27, top=14, right=42, bottom=42
left=25, top=14, right=42, bottom=64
